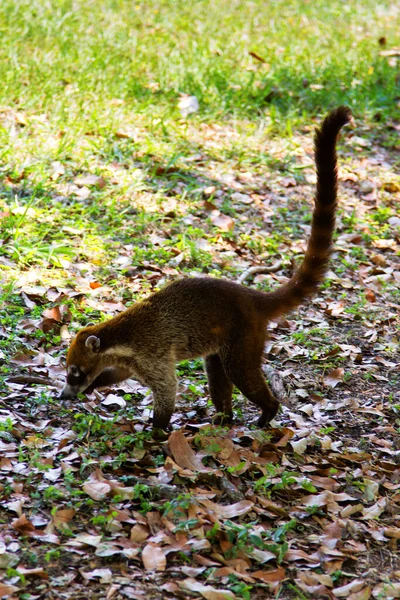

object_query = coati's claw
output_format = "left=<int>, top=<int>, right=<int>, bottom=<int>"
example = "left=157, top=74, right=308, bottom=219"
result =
left=257, top=399, right=280, bottom=428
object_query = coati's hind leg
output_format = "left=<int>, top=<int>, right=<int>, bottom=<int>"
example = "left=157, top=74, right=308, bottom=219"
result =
left=205, top=354, right=234, bottom=424
left=145, top=368, right=177, bottom=430
left=220, top=339, right=279, bottom=427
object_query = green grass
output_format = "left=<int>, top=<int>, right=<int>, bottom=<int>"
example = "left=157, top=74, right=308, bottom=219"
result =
left=0, top=0, right=399, bottom=126
left=0, top=0, right=398, bottom=354
left=0, top=0, right=399, bottom=280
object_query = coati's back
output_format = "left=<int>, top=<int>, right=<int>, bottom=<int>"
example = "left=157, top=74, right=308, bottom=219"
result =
left=143, top=277, right=267, bottom=360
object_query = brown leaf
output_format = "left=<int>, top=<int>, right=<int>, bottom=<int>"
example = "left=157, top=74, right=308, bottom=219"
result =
left=249, top=548, right=277, bottom=563
left=252, top=567, right=286, bottom=583
left=285, top=549, right=320, bottom=564
left=74, top=174, right=107, bottom=188
left=52, top=508, right=76, bottom=530
left=82, top=480, right=111, bottom=500
left=321, top=521, right=342, bottom=550
left=361, top=497, right=387, bottom=520
left=12, top=513, right=35, bottom=535
left=333, top=580, right=364, bottom=597
left=198, top=499, right=254, bottom=519
left=348, top=587, right=371, bottom=600
left=281, top=176, right=297, bottom=188
left=211, top=213, right=235, bottom=232
left=179, top=578, right=236, bottom=600
left=130, top=524, right=150, bottom=543
left=383, top=181, right=400, bottom=193
left=168, top=430, right=213, bottom=473
left=17, top=567, right=48, bottom=579
left=379, top=48, right=400, bottom=57
left=39, top=317, right=61, bottom=334
left=384, top=527, right=400, bottom=539
left=67, top=533, right=102, bottom=547
left=372, top=238, right=396, bottom=249
left=0, top=584, right=20, bottom=597
left=142, top=542, right=167, bottom=571
left=373, top=582, right=400, bottom=598
left=231, top=191, right=252, bottom=204
left=81, top=568, right=113, bottom=583
left=324, top=368, right=345, bottom=388
left=365, top=289, right=376, bottom=302
left=42, top=306, right=62, bottom=321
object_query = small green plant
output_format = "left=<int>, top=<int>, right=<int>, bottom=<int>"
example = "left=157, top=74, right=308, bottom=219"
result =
left=228, top=577, right=253, bottom=600
left=163, top=494, right=193, bottom=517
left=43, top=486, right=64, bottom=502
left=44, top=549, right=62, bottom=563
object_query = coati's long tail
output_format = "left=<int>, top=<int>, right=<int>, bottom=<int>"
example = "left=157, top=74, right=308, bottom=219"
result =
left=259, top=106, right=352, bottom=319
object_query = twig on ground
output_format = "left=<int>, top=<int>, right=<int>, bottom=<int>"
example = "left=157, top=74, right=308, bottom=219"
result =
left=6, top=376, right=55, bottom=386
left=263, top=365, right=288, bottom=403
left=198, top=472, right=245, bottom=503
left=123, top=476, right=179, bottom=500
left=237, top=260, right=283, bottom=285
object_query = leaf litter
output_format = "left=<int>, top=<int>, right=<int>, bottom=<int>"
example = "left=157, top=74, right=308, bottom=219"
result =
left=0, top=115, right=399, bottom=599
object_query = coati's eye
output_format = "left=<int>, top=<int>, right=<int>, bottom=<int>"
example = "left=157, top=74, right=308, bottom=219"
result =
left=67, top=365, right=86, bottom=384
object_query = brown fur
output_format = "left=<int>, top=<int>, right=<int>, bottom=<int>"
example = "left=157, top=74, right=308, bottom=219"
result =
left=61, top=107, right=352, bottom=429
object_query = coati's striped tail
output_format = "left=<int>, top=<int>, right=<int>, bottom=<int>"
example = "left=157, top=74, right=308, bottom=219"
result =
left=260, top=106, right=352, bottom=318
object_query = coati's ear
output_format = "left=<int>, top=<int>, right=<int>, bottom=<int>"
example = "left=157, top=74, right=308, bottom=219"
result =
left=86, top=322, right=96, bottom=327
left=85, top=335, right=101, bottom=352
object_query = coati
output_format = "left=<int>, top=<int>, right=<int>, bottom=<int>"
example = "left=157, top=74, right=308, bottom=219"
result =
left=61, top=106, right=352, bottom=429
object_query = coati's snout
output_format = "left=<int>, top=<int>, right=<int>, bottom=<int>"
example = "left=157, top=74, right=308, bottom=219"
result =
left=60, top=382, right=79, bottom=399
left=61, top=333, right=102, bottom=399
left=60, top=363, right=92, bottom=399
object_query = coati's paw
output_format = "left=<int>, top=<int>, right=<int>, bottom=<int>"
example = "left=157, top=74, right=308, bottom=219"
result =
left=152, top=427, right=170, bottom=441
left=257, top=398, right=280, bottom=428
left=152, top=414, right=173, bottom=431
left=213, top=411, right=234, bottom=426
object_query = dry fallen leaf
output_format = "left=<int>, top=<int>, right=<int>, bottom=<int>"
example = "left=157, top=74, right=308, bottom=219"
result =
left=74, top=174, right=107, bottom=188
left=81, top=568, right=112, bottom=583
left=66, top=533, right=102, bottom=547
left=365, top=289, right=376, bottom=302
left=198, top=499, right=254, bottom=519
left=179, top=577, right=236, bottom=600
left=290, top=437, right=308, bottom=455
left=82, top=480, right=111, bottom=500
left=252, top=567, right=286, bottom=583
left=12, top=513, right=35, bottom=535
left=210, top=213, right=235, bottom=232
left=142, top=542, right=167, bottom=571
left=0, top=583, right=20, bottom=597
left=324, top=368, right=345, bottom=388
left=52, top=508, right=76, bottom=531
left=102, top=394, right=127, bottom=408
left=168, top=429, right=213, bottom=473
left=333, top=580, right=364, bottom=597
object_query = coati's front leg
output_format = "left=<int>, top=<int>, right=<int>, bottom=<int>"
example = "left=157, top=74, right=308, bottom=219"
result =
left=84, top=366, right=133, bottom=394
left=205, top=354, right=234, bottom=424
left=145, top=369, right=177, bottom=430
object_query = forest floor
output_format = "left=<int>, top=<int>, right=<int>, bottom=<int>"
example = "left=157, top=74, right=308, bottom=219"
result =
left=0, top=1, right=399, bottom=599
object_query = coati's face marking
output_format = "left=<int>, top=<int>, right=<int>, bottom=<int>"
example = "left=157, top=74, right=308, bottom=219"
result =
left=60, top=332, right=103, bottom=399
